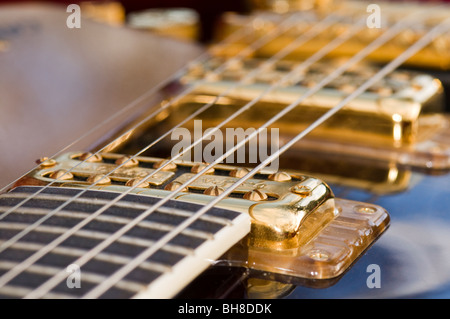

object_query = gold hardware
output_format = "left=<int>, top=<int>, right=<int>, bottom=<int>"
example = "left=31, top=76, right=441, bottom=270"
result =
left=290, top=184, right=311, bottom=196
left=218, top=3, right=450, bottom=70
left=77, top=152, right=103, bottom=162
left=230, top=167, right=250, bottom=178
left=164, top=181, right=188, bottom=192
left=37, top=157, right=56, bottom=168
left=115, top=156, right=139, bottom=167
left=153, top=159, right=177, bottom=171
left=203, top=186, right=225, bottom=196
left=30, top=153, right=174, bottom=187
left=49, top=169, right=73, bottom=180
left=173, top=57, right=450, bottom=170
left=243, top=189, right=268, bottom=201
left=125, top=178, right=150, bottom=188
left=86, top=174, right=111, bottom=185
left=19, top=152, right=390, bottom=281
left=191, top=163, right=215, bottom=174
left=268, top=172, right=291, bottom=182
left=222, top=198, right=389, bottom=280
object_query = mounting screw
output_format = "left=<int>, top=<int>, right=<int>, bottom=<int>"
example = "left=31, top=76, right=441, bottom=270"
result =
left=203, top=186, right=225, bottom=196
left=243, top=189, right=268, bottom=201
left=290, top=184, right=311, bottom=196
left=49, top=169, right=73, bottom=180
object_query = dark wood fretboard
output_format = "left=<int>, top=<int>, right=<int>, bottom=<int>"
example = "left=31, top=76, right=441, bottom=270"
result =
left=0, top=186, right=250, bottom=298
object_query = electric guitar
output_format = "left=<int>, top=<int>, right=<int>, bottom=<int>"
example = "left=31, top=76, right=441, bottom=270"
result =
left=1, top=0, right=450, bottom=299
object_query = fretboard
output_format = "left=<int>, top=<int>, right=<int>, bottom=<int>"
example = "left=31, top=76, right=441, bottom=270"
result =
left=0, top=186, right=250, bottom=298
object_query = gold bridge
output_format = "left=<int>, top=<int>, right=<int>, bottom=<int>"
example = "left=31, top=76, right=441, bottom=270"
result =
left=180, top=58, right=445, bottom=150
left=105, top=57, right=450, bottom=197
left=17, top=152, right=390, bottom=281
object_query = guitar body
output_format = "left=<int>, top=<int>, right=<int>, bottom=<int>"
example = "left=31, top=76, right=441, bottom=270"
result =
left=1, top=1, right=450, bottom=299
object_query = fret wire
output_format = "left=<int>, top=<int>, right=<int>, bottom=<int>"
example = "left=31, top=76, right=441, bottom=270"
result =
left=81, top=16, right=450, bottom=300
left=0, top=11, right=359, bottom=295
left=18, top=6, right=436, bottom=298
left=0, top=10, right=305, bottom=222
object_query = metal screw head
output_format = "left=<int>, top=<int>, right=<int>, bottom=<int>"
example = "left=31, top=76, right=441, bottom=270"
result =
left=191, top=163, right=215, bottom=174
left=125, top=178, right=149, bottom=188
left=268, top=172, right=292, bottom=182
left=37, top=157, right=57, bottom=168
left=49, top=169, right=73, bottom=180
left=243, top=189, right=268, bottom=201
left=153, top=159, right=177, bottom=171
left=164, top=181, right=187, bottom=192
left=78, top=152, right=103, bottom=162
left=203, top=186, right=225, bottom=196
left=308, top=249, right=329, bottom=262
left=354, top=205, right=377, bottom=214
left=115, top=156, right=139, bottom=167
left=87, top=174, right=111, bottom=185
left=229, top=167, right=250, bottom=178
left=290, top=184, right=311, bottom=196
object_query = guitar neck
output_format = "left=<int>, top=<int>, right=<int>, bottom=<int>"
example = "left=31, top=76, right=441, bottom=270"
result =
left=0, top=185, right=250, bottom=298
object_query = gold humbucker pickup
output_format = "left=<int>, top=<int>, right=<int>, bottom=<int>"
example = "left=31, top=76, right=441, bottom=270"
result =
left=167, top=57, right=450, bottom=171
left=17, top=152, right=390, bottom=282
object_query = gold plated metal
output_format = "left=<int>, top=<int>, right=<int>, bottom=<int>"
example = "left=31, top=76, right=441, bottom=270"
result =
left=217, top=2, right=450, bottom=70
left=268, top=172, right=292, bottom=182
left=29, top=152, right=174, bottom=187
left=203, top=185, right=225, bottom=196
left=77, top=152, right=103, bottom=162
left=48, top=169, right=73, bottom=180
left=164, top=181, right=188, bottom=192
left=222, top=199, right=390, bottom=281
left=243, top=189, right=268, bottom=201
left=86, top=174, right=111, bottom=185
left=191, top=163, right=215, bottom=174
left=37, top=157, right=57, bottom=168
left=153, top=159, right=177, bottom=171
left=230, top=167, right=251, bottom=178
left=115, top=156, right=139, bottom=167
left=175, top=57, right=450, bottom=170
left=18, top=152, right=390, bottom=281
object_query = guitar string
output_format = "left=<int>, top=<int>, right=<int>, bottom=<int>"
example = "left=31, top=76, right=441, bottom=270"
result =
left=18, top=6, right=441, bottom=297
left=0, top=13, right=255, bottom=195
left=0, top=11, right=352, bottom=289
left=0, top=8, right=362, bottom=294
left=6, top=3, right=440, bottom=296
left=0, top=10, right=343, bottom=286
left=0, top=11, right=333, bottom=256
left=0, top=10, right=307, bottom=222
left=82, top=16, right=450, bottom=299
